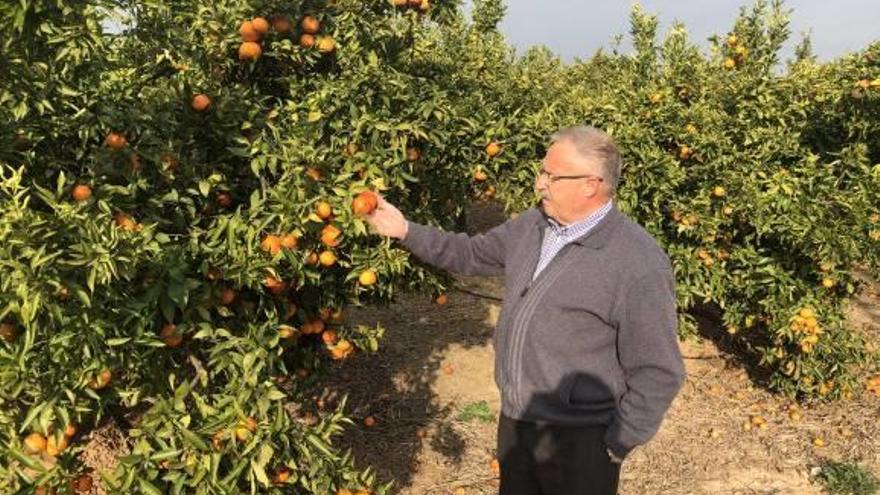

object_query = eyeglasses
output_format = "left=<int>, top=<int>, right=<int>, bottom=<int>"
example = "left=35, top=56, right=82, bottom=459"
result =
left=537, top=168, right=604, bottom=185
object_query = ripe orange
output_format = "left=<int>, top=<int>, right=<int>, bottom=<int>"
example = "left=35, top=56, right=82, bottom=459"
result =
left=216, top=191, right=232, bottom=208
left=306, top=251, right=319, bottom=265
left=321, top=329, right=338, bottom=345
left=473, top=168, right=488, bottom=182
left=238, top=41, right=262, bottom=61
left=358, top=269, right=378, bottom=286
left=264, top=274, right=288, bottom=295
left=490, top=457, right=500, bottom=475
left=105, top=132, right=127, bottom=150
left=239, top=20, right=260, bottom=42
left=251, top=17, right=269, bottom=36
left=316, top=201, right=333, bottom=220
left=419, top=0, right=430, bottom=11
left=305, top=166, right=322, bottom=180
left=113, top=212, right=140, bottom=232
left=317, top=36, right=336, bottom=54
left=321, top=224, right=342, bottom=247
left=219, top=287, right=236, bottom=306
left=678, top=145, right=693, bottom=160
left=352, top=191, right=378, bottom=215
left=406, top=147, right=421, bottom=161
left=45, top=434, right=69, bottom=457
left=393, top=0, right=407, bottom=6
left=723, top=58, right=736, bottom=69
left=712, top=186, right=726, bottom=197
left=72, top=184, right=92, bottom=201
left=363, top=416, right=377, bottom=427
left=301, top=15, right=320, bottom=34
left=435, top=294, right=448, bottom=306
left=261, top=234, right=283, bottom=255
left=485, top=142, right=501, bottom=157
left=319, top=250, right=337, bottom=267
left=273, top=468, right=291, bottom=485
left=160, top=323, right=183, bottom=348
left=191, top=93, right=212, bottom=112
left=299, top=34, right=316, bottom=49
left=63, top=423, right=77, bottom=438
left=1, top=322, right=17, bottom=342
left=88, top=368, right=112, bottom=390
left=272, top=16, right=291, bottom=33
left=281, top=233, right=299, bottom=249
left=23, top=432, right=47, bottom=454
left=302, top=318, right=325, bottom=335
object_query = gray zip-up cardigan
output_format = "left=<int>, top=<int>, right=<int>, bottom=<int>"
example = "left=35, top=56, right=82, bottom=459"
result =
left=400, top=204, right=685, bottom=459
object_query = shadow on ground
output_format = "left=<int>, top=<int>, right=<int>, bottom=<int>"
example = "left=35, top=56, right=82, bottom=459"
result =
left=318, top=201, right=509, bottom=492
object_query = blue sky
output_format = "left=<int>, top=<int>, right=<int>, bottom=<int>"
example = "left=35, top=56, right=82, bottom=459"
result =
left=472, top=0, right=879, bottom=63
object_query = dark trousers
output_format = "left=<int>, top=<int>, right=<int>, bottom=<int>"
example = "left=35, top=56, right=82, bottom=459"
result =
left=497, top=414, right=621, bottom=495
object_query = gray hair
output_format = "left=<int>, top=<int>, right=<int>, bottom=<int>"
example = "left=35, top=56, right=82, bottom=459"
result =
left=550, top=126, right=622, bottom=195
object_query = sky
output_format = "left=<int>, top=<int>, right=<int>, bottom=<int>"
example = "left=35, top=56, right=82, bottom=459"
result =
left=470, top=0, right=880, bottom=63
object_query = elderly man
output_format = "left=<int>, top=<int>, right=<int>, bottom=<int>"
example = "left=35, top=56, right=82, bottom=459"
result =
left=364, top=126, right=685, bottom=494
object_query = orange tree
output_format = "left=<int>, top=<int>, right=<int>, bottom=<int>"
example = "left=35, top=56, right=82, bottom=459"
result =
left=0, top=0, right=539, bottom=493
left=494, top=1, right=880, bottom=400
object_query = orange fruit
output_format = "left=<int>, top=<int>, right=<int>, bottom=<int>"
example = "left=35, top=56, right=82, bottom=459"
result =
left=219, top=287, right=236, bottom=306
left=261, top=234, right=283, bottom=255
left=302, top=318, right=326, bottom=335
left=216, top=191, right=232, bottom=208
left=212, top=430, right=226, bottom=450
left=435, top=294, right=448, bottom=306
left=264, top=274, right=288, bottom=295
left=23, top=432, right=47, bottom=454
left=352, top=191, right=378, bottom=215
left=281, top=233, right=299, bottom=249
left=724, top=58, right=736, bottom=69
left=45, top=434, right=69, bottom=457
left=88, top=368, right=112, bottom=390
left=0, top=322, right=17, bottom=342
left=299, top=33, right=316, bottom=49
left=272, top=16, right=291, bottom=33
left=473, top=168, right=488, bottom=182
left=63, top=423, right=77, bottom=438
left=238, top=41, right=262, bottom=61
left=113, top=212, right=140, bottom=232
left=273, top=468, right=291, bottom=484
left=321, top=329, right=338, bottom=345
left=363, top=416, right=377, bottom=427
left=239, top=20, right=260, bottom=42
left=712, top=186, right=726, bottom=197
left=301, top=15, right=320, bottom=34
left=160, top=323, right=183, bottom=348
left=321, top=225, right=342, bottom=247
left=406, top=147, right=421, bottom=161
left=358, top=269, right=377, bottom=286
left=306, top=251, right=319, bottom=265
left=319, top=250, right=337, bottom=267
left=191, top=93, right=212, bottom=112
left=72, top=184, right=92, bottom=201
left=234, top=426, right=250, bottom=441
left=317, top=36, right=336, bottom=54
left=104, top=132, right=127, bottom=150
left=485, top=142, right=501, bottom=157
left=305, top=166, right=322, bottom=180
left=251, top=17, right=269, bottom=36
left=490, top=457, right=500, bottom=475
left=316, top=201, right=333, bottom=220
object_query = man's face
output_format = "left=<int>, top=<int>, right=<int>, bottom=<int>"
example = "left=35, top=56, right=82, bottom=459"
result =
left=534, top=140, right=605, bottom=225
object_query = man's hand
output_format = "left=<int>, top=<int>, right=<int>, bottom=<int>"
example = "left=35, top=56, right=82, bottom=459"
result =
left=364, top=195, right=408, bottom=239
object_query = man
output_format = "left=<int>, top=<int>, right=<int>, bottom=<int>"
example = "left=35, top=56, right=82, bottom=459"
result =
left=364, top=126, right=685, bottom=494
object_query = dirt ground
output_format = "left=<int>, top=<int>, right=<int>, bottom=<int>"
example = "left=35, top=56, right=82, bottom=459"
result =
left=324, top=203, right=880, bottom=495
